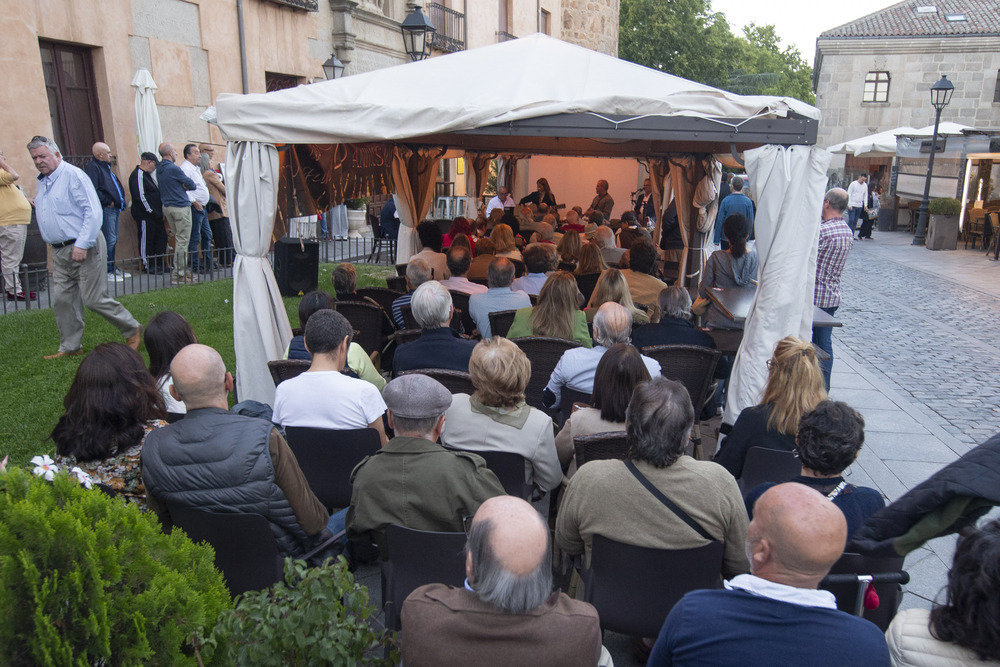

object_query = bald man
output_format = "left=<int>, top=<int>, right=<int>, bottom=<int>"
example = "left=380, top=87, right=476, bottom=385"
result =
left=83, top=141, right=127, bottom=277
left=142, top=344, right=339, bottom=559
left=648, top=483, right=890, bottom=666
left=543, top=302, right=660, bottom=409
left=401, top=496, right=603, bottom=666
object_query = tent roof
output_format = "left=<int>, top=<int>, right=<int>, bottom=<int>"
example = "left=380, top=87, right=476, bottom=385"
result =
left=827, top=122, right=970, bottom=157
left=215, top=34, right=818, bottom=154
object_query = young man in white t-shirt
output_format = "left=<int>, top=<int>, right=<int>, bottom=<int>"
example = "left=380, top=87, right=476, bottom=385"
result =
left=272, top=309, right=388, bottom=444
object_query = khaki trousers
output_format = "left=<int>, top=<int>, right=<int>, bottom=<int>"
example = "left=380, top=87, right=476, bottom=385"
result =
left=50, top=235, right=139, bottom=353
left=0, top=223, right=26, bottom=295
left=163, top=205, right=192, bottom=278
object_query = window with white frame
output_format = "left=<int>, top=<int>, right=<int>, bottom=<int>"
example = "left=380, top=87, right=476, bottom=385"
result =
left=863, top=71, right=890, bottom=103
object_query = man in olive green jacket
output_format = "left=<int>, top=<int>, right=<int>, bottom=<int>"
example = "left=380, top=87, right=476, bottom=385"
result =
left=346, top=374, right=505, bottom=550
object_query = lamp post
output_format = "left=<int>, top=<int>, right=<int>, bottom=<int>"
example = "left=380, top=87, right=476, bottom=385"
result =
left=401, top=5, right=436, bottom=62
left=322, top=54, right=345, bottom=80
left=912, top=75, right=955, bottom=246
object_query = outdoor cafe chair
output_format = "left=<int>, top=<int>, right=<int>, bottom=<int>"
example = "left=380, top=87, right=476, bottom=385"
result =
left=820, top=552, right=909, bottom=631
left=510, top=336, right=582, bottom=413
left=396, top=368, right=475, bottom=394
left=356, top=286, right=404, bottom=316
left=283, top=426, right=382, bottom=511
left=573, top=431, right=628, bottom=471
left=267, top=359, right=311, bottom=387
left=487, top=309, right=517, bottom=338
left=738, top=447, right=801, bottom=498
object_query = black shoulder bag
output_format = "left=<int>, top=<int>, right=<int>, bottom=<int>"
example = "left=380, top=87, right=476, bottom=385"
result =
left=624, top=459, right=716, bottom=542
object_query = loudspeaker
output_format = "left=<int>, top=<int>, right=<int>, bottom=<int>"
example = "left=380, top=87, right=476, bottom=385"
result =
left=273, top=237, right=319, bottom=297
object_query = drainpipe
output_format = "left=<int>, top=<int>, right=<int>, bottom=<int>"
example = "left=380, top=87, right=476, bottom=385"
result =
left=536, top=0, right=540, bottom=32
left=237, top=0, right=249, bottom=93
left=463, top=0, right=468, bottom=50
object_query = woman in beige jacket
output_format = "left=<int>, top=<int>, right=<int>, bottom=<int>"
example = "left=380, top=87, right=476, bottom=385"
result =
left=200, top=147, right=233, bottom=266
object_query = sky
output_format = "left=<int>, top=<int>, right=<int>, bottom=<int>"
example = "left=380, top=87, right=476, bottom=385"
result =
left=708, top=0, right=904, bottom=65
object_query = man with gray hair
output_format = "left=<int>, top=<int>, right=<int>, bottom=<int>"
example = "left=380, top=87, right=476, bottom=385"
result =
left=347, top=374, right=505, bottom=549
left=595, top=225, right=625, bottom=266
left=393, top=281, right=477, bottom=375
left=813, top=187, right=853, bottom=390
left=468, top=256, right=531, bottom=338
left=391, top=256, right=432, bottom=328
left=27, top=136, right=141, bottom=359
left=633, top=286, right=725, bottom=352
left=156, top=142, right=197, bottom=284
left=402, top=495, right=604, bottom=665
left=543, top=302, right=660, bottom=409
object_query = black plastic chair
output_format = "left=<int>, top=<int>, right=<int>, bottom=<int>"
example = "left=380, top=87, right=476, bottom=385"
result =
left=267, top=359, right=311, bottom=387
left=333, top=301, right=393, bottom=356
left=573, top=431, right=628, bottom=471
left=449, top=448, right=531, bottom=500
left=640, top=344, right=721, bottom=450
left=166, top=504, right=284, bottom=597
left=395, top=263, right=408, bottom=277
left=738, top=446, right=801, bottom=497
left=511, top=258, right=526, bottom=277
left=511, top=336, right=583, bottom=413
left=283, top=426, right=382, bottom=511
left=381, top=525, right=467, bottom=631
left=488, top=309, right=518, bottom=338
left=385, top=275, right=407, bottom=293
left=366, top=206, right=396, bottom=263
left=820, top=552, right=909, bottom=631
left=393, top=328, right=422, bottom=346
left=356, top=287, right=404, bottom=316
left=397, top=368, right=475, bottom=394
left=580, top=535, right=725, bottom=637
left=448, top=290, right=477, bottom=335
left=559, top=388, right=592, bottom=428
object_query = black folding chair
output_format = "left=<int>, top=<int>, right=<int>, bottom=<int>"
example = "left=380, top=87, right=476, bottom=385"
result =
left=397, top=368, right=475, bottom=394
left=283, top=426, right=382, bottom=511
left=449, top=448, right=531, bottom=500
left=267, top=359, right=311, bottom=387
left=511, top=336, right=582, bottom=413
left=356, top=287, right=404, bottom=316
left=559, top=388, right=592, bottom=428
left=448, top=290, right=477, bottom=335
left=488, top=309, right=518, bottom=338
left=739, top=446, right=801, bottom=497
left=640, top=344, right=721, bottom=451
left=385, top=275, right=407, bottom=292
left=333, top=301, right=393, bottom=356
left=573, top=431, right=628, bottom=471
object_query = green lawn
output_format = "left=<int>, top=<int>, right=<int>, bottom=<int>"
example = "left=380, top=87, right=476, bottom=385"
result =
left=0, top=262, right=394, bottom=468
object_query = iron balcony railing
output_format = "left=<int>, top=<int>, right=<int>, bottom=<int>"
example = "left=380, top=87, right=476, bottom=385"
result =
left=497, top=31, right=517, bottom=43
left=428, top=3, right=465, bottom=52
left=266, top=0, right=319, bottom=10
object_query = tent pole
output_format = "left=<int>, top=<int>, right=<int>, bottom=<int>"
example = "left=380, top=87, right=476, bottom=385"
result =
left=237, top=0, right=249, bottom=94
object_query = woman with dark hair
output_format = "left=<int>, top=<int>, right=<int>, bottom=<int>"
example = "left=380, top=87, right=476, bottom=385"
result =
left=744, top=400, right=884, bottom=536
left=699, top=213, right=758, bottom=329
left=554, top=343, right=652, bottom=471
left=887, top=518, right=1000, bottom=665
left=519, top=177, right=557, bottom=209
left=145, top=310, right=197, bottom=414
left=52, top=343, right=167, bottom=504
left=506, top=271, right=592, bottom=347
left=715, top=336, right=827, bottom=479
left=858, top=185, right=880, bottom=241
left=443, top=217, right=473, bottom=249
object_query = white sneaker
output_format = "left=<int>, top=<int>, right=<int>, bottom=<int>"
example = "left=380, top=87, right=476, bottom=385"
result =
left=115, top=268, right=132, bottom=278
left=108, top=271, right=124, bottom=282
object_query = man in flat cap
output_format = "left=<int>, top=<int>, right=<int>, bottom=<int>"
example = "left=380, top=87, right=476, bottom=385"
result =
left=346, top=374, right=505, bottom=550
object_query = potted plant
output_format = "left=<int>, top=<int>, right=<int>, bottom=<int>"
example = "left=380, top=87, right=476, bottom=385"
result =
left=345, top=197, right=371, bottom=239
left=926, top=197, right=961, bottom=250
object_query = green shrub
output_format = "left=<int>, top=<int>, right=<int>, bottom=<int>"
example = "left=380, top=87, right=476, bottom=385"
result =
left=929, top=197, right=961, bottom=215
left=210, top=558, right=397, bottom=666
left=0, top=468, right=231, bottom=666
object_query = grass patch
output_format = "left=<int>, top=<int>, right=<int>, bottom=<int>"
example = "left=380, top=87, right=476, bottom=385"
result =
left=0, top=262, right=394, bottom=468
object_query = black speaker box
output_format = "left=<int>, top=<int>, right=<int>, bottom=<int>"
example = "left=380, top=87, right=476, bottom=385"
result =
left=274, top=237, right=319, bottom=297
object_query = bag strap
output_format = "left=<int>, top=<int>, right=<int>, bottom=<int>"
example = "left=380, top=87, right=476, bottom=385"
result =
left=624, top=459, right=715, bottom=542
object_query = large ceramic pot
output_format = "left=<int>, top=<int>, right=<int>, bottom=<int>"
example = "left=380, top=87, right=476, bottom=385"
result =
left=347, top=209, right=368, bottom=238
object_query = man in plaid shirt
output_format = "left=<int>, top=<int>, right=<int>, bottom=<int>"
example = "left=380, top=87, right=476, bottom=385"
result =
left=813, top=188, right=852, bottom=390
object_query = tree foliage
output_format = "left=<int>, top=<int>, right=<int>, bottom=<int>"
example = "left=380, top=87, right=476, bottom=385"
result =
left=619, top=0, right=815, bottom=104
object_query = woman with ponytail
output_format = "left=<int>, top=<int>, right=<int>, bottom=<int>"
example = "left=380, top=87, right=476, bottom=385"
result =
left=699, top=213, right=758, bottom=329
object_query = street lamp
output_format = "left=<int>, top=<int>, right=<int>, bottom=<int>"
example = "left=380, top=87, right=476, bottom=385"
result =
left=322, top=54, right=345, bottom=80
left=912, top=75, right=955, bottom=246
left=400, top=5, right=436, bottom=62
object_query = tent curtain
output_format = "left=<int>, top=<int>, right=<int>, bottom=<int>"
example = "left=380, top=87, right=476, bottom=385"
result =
left=464, top=151, right=495, bottom=219
left=648, top=158, right=669, bottom=250
left=722, top=145, right=833, bottom=425
left=498, top=155, right=528, bottom=193
left=131, top=69, right=162, bottom=155
left=227, top=140, right=290, bottom=405
left=689, top=156, right=723, bottom=285
left=658, top=156, right=706, bottom=286
left=392, top=145, right=444, bottom=263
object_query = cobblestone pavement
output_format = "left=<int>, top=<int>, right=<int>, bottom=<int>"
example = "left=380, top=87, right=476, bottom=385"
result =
left=836, top=235, right=1000, bottom=447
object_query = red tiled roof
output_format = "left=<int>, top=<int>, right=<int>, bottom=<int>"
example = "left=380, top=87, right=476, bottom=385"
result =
left=820, top=0, right=1000, bottom=38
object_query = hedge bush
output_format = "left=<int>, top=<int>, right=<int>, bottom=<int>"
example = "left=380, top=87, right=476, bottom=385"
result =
left=929, top=197, right=962, bottom=216
left=0, top=468, right=231, bottom=666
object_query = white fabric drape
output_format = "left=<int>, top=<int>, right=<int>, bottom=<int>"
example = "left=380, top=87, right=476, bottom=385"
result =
left=228, top=141, right=290, bottom=405
left=131, top=69, right=162, bottom=155
left=722, top=145, right=832, bottom=425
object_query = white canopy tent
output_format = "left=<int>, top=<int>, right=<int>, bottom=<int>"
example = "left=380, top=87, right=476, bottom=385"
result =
left=214, top=34, right=826, bottom=406
left=827, top=122, right=970, bottom=157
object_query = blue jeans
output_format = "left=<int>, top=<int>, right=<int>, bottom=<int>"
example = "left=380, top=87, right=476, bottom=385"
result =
left=847, top=207, right=863, bottom=234
left=812, top=305, right=838, bottom=391
left=102, top=207, right=120, bottom=272
left=188, top=206, right=214, bottom=270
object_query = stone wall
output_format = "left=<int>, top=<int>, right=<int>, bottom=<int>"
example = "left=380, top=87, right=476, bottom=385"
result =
left=561, top=0, right=619, bottom=56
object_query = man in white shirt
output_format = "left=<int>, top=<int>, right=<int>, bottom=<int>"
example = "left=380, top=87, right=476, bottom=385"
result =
left=179, top=144, right=213, bottom=273
left=846, top=174, right=868, bottom=237
left=485, top=186, right=514, bottom=218
left=272, top=309, right=388, bottom=444
left=439, top=246, right=488, bottom=295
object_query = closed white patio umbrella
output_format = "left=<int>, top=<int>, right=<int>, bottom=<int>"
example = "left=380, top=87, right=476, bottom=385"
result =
left=131, top=69, right=162, bottom=155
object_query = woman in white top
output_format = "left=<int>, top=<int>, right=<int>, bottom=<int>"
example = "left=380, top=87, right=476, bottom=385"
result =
left=144, top=311, right=197, bottom=415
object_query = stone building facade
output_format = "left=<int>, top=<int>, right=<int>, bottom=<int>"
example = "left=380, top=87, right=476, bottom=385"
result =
left=813, top=0, right=1000, bottom=166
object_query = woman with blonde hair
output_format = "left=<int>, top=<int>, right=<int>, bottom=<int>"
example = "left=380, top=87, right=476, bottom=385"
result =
left=490, top=223, right=522, bottom=261
left=574, top=242, right=607, bottom=305
left=506, top=271, right=592, bottom=347
left=441, top=337, right=562, bottom=497
left=585, top=268, right=650, bottom=325
left=556, top=230, right=581, bottom=270
left=714, top=336, right=827, bottom=478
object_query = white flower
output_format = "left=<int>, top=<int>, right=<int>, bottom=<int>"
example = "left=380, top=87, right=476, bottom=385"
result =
left=70, top=467, right=94, bottom=489
left=30, top=455, right=58, bottom=481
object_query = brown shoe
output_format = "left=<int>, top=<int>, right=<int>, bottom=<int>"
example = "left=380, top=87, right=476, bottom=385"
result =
left=43, top=349, right=84, bottom=360
left=125, top=325, right=142, bottom=351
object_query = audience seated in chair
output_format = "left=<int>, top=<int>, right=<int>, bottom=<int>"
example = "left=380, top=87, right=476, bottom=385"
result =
left=621, top=238, right=667, bottom=322
left=507, top=271, right=592, bottom=347
left=52, top=342, right=167, bottom=506
left=469, top=257, right=532, bottom=339
left=411, top=221, right=450, bottom=281
left=145, top=310, right=197, bottom=415
left=441, top=337, right=563, bottom=500
left=142, top=344, right=342, bottom=558
left=633, top=286, right=723, bottom=361
left=438, top=246, right=488, bottom=295
left=271, top=309, right=388, bottom=443
left=467, top=237, right=496, bottom=283
left=393, top=281, right=477, bottom=376
left=284, top=290, right=385, bottom=390
left=556, top=376, right=749, bottom=579
left=392, top=257, right=433, bottom=328
left=595, top=225, right=625, bottom=267
left=491, top=223, right=522, bottom=262
left=616, top=210, right=652, bottom=250
left=511, top=243, right=556, bottom=295
left=714, top=337, right=826, bottom=479
left=574, top=243, right=608, bottom=306
left=346, top=374, right=505, bottom=550
left=647, top=483, right=890, bottom=666
left=402, top=496, right=606, bottom=666
left=543, top=302, right=658, bottom=410
left=584, top=267, right=651, bottom=325
left=332, top=262, right=366, bottom=302
left=745, top=401, right=885, bottom=538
